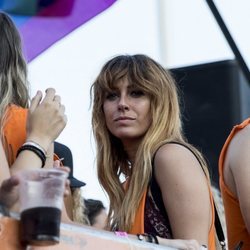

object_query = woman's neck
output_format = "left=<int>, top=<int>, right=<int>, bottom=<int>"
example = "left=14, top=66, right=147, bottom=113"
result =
left=122, top=140, right=141, bottom=165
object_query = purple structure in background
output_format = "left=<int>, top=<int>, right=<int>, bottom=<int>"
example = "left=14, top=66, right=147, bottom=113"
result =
left=1, top=0, right=117, bottom=62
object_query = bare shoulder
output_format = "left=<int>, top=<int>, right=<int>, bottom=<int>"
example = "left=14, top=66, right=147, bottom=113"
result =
left=227, top=124, right=250, bottom=231
left=154, top=143, right=206, bottom=185
left=231, top=124, right=250, bottom=145
left=227, top=124, right=250, bottom=168
left=153, top=143, right=211, bottom=242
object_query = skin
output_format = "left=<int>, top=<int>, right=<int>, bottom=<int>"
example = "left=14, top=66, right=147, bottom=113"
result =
left=103, top=78, right=207, bottom=248
left=0, top=143, right=70, bottom=209
left=0, top=88, right=72, bottom=222
left=223, top=124, right=250, bottom=233
left=154, top=143, right=211, bottom=244
left=92, top=209, right=108, bottom=230
left=103, top=78, right=151, bottom=162
left=6, top=88, right=67, bottom=175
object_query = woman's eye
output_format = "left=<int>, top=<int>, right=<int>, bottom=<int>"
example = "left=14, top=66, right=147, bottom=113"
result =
left=130, top=90, right=144, bottom=97
left=106, top=92, right=118, bottom=100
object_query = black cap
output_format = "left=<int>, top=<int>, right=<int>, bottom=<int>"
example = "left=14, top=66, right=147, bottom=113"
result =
left=54, top=141, right=86, bottom=188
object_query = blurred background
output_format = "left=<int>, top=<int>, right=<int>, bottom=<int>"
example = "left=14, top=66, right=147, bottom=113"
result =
left=2, top=0, right=250, bottom=207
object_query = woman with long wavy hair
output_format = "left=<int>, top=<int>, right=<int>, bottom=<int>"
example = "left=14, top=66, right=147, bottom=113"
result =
left=0, top=12, right=86, bottom=223
left=0, top=11, right=29, bottom=148
left=91, top=54, right=216, bottom=249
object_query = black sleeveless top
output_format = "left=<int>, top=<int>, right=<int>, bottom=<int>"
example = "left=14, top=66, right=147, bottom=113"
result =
left=143, top=141, right=206, bottom=239
left=144, top=141, right=201, bottom=239
left=144, top=171, right=173, bottom=238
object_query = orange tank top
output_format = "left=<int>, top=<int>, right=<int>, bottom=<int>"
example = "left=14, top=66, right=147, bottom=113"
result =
left=2, top=105, right=28, bottom=166
left=129, top=173, right=216, bottom=249
left=219, top=118, right=250, bottom=249
left=2, top=104, right=59, bottom=167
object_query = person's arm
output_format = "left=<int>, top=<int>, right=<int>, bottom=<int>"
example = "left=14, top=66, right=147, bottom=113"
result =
left=0, top=88, right=67, bottom=210
left=0, top=141, right=19, bottom=207
left=0, top=138, right=46, bottom=211
left=0, top=140, right=11, bottom=182
left=154, top=143, right=211, bottom=246
left=226, top=125, right=250, bottom=233
left=10, top=88, right=67, bottom=174
left=126, top=234, right=202, bottom=250
left=0, top=168, right=70, bottom=210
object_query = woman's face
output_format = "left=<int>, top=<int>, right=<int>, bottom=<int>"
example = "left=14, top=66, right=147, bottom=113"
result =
left=103, top=78, right=151, bottom=145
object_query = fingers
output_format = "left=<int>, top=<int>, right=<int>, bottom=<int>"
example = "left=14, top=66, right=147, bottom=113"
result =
left=42, top=88, right=56, bottom=102
left=64, top=179, right=70, bottom=197
left=42, top=89, right=63, bottom=110
left=59, top=166, right=70, bottom=174
left=53, top=165, right=70, bottom=174
left=31, top=88, right=64, bottom=108
left=59, top=104, right=66, bottom=116
left=28, top=88, right=67, bottom=143
left=30, top=88, right=61, bottom=112
left=30, top=91, right=43, bottom=113
left=60, top=105, right=67, bottom=124
left=53, top=95, right=61, bottom=103
left=53, top=160, right=61, bottom=168
left=52, top=165, right=70, bottom=197
left=1, top=176, right=20, bottom=192
left=63, top=114, right=68, bottom=124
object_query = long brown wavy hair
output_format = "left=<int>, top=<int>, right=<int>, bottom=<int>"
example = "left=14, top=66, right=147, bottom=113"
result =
left=0, top=12, right=29, bottom=135
left=91, top=54, right=209, bottom=231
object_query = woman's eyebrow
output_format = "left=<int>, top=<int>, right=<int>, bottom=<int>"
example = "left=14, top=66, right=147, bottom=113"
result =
left=127, top=84, right=138, bottom=90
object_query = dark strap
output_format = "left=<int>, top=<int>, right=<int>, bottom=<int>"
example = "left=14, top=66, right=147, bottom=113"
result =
left=152, top=141, right=226, bottom=248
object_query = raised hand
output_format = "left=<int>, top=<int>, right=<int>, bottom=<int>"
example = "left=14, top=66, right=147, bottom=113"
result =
left=26, top=88, right=67, bottom=152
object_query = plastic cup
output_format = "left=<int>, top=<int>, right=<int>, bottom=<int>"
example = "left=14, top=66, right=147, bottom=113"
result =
left=18, top=168, right=68, bottom=246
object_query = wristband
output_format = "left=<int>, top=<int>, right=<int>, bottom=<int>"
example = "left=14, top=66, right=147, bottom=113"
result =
left=17, top=144, right=46, bottom=168
left=137, top=233, right=158, bottom=244
left=151, top=234, right=159, bottom=244
left=24, top=140, right=48, bottom=156
left=137, top=234, right=152, bottom=243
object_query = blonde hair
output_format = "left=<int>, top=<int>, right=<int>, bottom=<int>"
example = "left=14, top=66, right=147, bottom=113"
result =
left=91, top=54, right=209, bottom=231
left=71, top=188, right=90, bottom=225
left=0, top=12, right=29, bottom=136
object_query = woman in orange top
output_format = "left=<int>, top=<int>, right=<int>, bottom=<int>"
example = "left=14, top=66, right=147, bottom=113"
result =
left=0, top=12, right=68, bottom=214
left=91, top=54, right=216, bottom=249
left=0, top=12, right=66, bottom=169
left=0, top=89, right=68, bottom=208
left=219, top=118, right=250, bottom=249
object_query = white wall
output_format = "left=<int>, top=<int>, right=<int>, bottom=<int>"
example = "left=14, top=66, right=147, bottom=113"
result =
left=162, top=0, right=249, bottom=68
left=28, top=0, right=250, bottom=206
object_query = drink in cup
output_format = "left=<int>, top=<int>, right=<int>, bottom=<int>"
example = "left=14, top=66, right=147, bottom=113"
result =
left=18, top=169, right=68, bottom=246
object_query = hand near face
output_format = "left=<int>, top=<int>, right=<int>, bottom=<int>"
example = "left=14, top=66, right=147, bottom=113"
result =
left=26, top=88, right=67, bottom=152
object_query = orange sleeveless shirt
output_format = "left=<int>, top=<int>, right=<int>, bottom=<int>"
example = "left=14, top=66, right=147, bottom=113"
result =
left=2, top=104, right=60, bottom=166
left=219, top=118, right=250, bottom=249
left=2, top=105, right=28, bottom=166
left=128, top=177, right=216, bottom=249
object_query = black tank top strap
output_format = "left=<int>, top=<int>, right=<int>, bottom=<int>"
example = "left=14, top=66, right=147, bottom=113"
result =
left=147, top=140, right=201, bottom=238
left=151, top=141, right=206, bottom=175
left=150, top=141, right=226, bottom=246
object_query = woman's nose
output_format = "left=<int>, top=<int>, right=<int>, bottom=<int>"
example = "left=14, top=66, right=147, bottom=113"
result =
left=118, top=96, right=129, bottom=111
